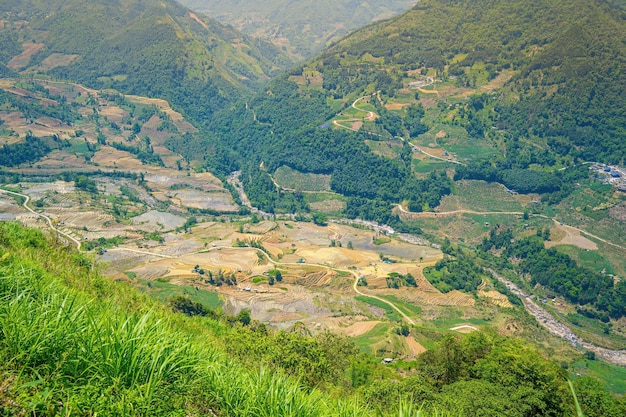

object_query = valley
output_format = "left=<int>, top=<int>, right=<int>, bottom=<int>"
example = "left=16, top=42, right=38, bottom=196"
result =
left=1, top=0, right=626, bottom=415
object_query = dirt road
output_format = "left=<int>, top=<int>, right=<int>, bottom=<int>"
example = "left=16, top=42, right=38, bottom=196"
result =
left=0, top=188, right=82, bottom=250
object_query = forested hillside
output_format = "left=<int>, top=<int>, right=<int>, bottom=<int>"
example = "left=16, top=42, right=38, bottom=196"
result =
left=320, top=0, right=626, bottom=163
left=194, top=0, right=626, bottom=219
left=0, top=0, right=294, bottom=120
left=179, top=0, right=417, bottom=58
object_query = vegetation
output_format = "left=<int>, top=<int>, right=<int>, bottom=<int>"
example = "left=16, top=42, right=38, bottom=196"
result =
left=482, top=228, right=626, bottom=319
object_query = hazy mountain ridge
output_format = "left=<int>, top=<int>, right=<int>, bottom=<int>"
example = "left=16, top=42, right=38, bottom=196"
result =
left=178, top=0, right=417, bottom=58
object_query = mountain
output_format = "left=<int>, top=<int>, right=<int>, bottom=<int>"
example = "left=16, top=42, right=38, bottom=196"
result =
left=178, top=0, right=417, bottom=58
left=203, top=0, right=626, bottom=209
left=0, top=0, right=294, bottom=120
left=320, top=0, right=626, bottom=164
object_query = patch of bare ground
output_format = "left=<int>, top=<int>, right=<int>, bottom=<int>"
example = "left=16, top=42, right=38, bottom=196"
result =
left=98, top=106, right=128, bottom=123
left=34, top=151, right=91, bottom=169
left=343, top=321, right=382, bottom=337
left=478, top=290, right=514, bottom=308
left=7, top=42, right=44, bottom=70
left=500, top=320, right=524, bottom=336
left=405, top=336, right=427, bottom=357
left=126, top=95, right=196, bottom=132
left=609, top=202, right=626, bottom=221
left=385, top=103, right=408, bottom=111
left=545, top=223, right=598, bottom=250
left=31, top=53, right=80, bottom=72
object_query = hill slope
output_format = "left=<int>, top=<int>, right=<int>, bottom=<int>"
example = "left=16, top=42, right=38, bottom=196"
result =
left=319, top=0, right=626, bottom=163
left=178, top=0, right=417, bottom=58
left=204, top=0, right=626, bottom=208
left=0, top=0, right=294, bottom=120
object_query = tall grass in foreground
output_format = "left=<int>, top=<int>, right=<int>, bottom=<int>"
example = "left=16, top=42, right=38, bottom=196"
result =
left=0, top=223, right=452, bottom=416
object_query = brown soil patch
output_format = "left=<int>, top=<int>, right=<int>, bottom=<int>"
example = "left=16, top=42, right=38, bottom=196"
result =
left=500, top=321, right=524, bottom=336
left=546, top=223, right=598, bottom=250
left=126, top=95, right=192, bottom=128
left=481, top=70, right=515, bottom=92
left=343, top=321, right=381, bottom=337
left=609, top=202, right=626, bottom=221
left=478, top=290, right=513, bottom=308
left=385, top=103, right=408, bottom=111
left=351, top=121, right=363, bottom=130
left=7, top=42, right=45, bottom=70
left=405, top=336, right=427, bottom=357
left=435, top=130, right=446, bottom=138
left=35, top=53, right=80, bottom=71
left=99, top=106, right=127, bottom=123
left=189, top=12, right=209, bottom=30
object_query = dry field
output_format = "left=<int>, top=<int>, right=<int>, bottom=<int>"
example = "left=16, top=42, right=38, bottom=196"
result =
left=546, top=223, right=598, bottom=250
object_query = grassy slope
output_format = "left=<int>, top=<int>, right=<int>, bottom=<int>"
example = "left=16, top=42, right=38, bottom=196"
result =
left=0, top=222, right=384, bottom=416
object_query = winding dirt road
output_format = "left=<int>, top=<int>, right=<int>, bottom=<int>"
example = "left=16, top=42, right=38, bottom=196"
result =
left=0, top=188, right=82, bottom=250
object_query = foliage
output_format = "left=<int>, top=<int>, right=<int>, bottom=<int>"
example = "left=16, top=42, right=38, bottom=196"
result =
left=424, top=254, right=484, bottom=293
left=483, top=229, right=626, bottom=318
left=0, top=133, right=53, bottom=167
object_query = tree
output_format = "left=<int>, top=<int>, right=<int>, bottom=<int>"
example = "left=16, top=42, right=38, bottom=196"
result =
left=237, top=309, right=251, bottom=326
left=312, top=213, right=328, bottom=226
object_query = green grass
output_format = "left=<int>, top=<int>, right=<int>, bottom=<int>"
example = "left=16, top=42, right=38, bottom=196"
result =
left=273, top=166, right=332, bottom=192
left=554, top=245, right=615, bottom=275
left=374, top=237, right=392, bottom=245
left=378, top=295, right=422, bottom=317
left=356, top=295, right=401, bottom=322
left=570, top=359, right=626, bottom=394
left=437, top=180, right=524, bottom=213
left=1, top=222, right=414, bottom=417
left=136, top=279, right=222, bottom=310
left=353, top=323, right=392, bottom=354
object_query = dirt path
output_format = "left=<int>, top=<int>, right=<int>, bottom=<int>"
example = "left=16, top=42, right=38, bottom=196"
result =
left=0, top=188, right=82, bottom=250
left=490, top=269, right=626, bottom=366
left=550, top=219, right=626, bottom=252
left=547, top=222, right=598, bottom=250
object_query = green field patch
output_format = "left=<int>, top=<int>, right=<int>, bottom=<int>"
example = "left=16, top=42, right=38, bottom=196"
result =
left=570, top=359, right=626, bottom=395
left=305, top=193, right=347, bottom=214
left=378, top=295, right=422, bottom=317
left=412, top=157, right=452, bottom=174
left=437, top=180, right=525, bottom=213
left=356, top=295, right=401, bottom=322
left=373, top=236, right=392, bottom=245
left=353, top=322, right=392, bottom=354
left=136, top=279, right=222, bottom=310
left=431, top=316, right=490, bottom=330
left=554, top=245, right=615, bottom=275
left=365, top=139, right=402, bottom=159
left=273, top=166, right=332, bottom=192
